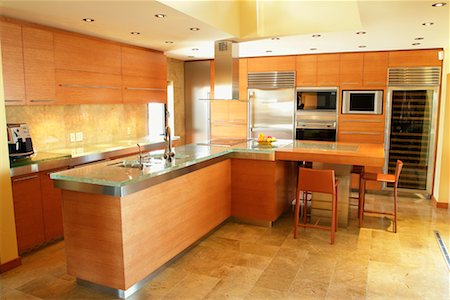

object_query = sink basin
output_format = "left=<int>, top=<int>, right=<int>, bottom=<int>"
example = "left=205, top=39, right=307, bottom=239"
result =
left=108, top=158, right=165, bottom=169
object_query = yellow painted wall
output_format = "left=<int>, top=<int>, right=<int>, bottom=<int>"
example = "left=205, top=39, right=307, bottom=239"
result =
left=0, top=42, right=19, bottom=264
left=438, top=72, right=450, bottom=203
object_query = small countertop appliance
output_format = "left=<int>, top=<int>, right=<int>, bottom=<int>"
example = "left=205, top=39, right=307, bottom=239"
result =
left=7, top=123, right=34, bottom=158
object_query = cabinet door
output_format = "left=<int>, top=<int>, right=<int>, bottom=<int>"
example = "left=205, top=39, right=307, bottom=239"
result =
left=247, top=56, right=295, bottom=72
left=296, top=55, right=317, bottom=86
left=11, top=174, right=45, bottom=253
left=239, top=58, right=248, bottom=100
left=0, top=20, right=26, bottom=105
left=340, top=53, right=363, bottom=88
left=388, top=49, right=442, bottom=67
left=122, top=46, right=167, bottom=103
left=40, top=169, right=66, bottom=241
left=317, top=54, right=340, bottom=86
left=363, top=52, right=388, bottom=87
left=23, top=26, right=57, bottom=104
left=56, top=69, right=122, bottom=104
left=54, top=32, right=121, bottom=75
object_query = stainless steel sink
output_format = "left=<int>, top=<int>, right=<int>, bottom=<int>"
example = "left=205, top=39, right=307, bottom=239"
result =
left=108, top=158, right=165, bottom=169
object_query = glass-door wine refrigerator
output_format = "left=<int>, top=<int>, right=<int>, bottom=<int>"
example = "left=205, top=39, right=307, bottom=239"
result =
left=386, top=67, right=441, bottom=196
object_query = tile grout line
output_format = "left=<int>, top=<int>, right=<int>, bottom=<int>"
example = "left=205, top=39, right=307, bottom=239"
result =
left=433, top=230, right=450, bottom=272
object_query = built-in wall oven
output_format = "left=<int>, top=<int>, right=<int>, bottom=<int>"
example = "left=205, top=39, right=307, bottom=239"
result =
left=296, top=87, right=338, bottom=141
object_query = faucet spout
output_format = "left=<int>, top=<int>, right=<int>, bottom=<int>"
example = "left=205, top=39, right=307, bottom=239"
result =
left=163, top=126, right=175, bottom=161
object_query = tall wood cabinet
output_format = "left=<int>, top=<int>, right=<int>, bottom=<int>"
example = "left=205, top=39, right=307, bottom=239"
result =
left=23, top=26, right=57, bottom=104
left=0, top=20, right=26, bottom=105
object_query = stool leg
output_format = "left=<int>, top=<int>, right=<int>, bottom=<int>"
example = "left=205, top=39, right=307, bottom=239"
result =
left=303, top=191, right=308, bottom=225
left=359, top=179, right=366, bottom=227
left=330, top=193, right=336, bottom=245
left=294, top=191, right=300, bottom=239
left=358, top=173, right=363, bottom=219
left=393, top=186, right=398, bottom=233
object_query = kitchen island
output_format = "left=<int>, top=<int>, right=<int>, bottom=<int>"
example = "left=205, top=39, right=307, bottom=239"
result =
left=51, top=140, right=384, bottom=297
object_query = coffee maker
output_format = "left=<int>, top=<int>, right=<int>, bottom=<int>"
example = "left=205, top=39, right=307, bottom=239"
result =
left=7, top=123, right=34, bottom=158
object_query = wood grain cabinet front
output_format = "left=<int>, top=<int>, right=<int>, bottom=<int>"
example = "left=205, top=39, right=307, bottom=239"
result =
left=0, top=20, right=26, bottom=105
left=121, top=46, right=167, bottom=103
left=40, top=169, right=66, bottom=241
left=22, top=26, right=57, bottom=104
left=11, top=174, right=46, bottom=254
left=317, top=54, right=340, bottom=86
left=363, top=52, right=388, bottom=87
left=340, top=53, right=363, bottom=88
left=247, top=56, right=296, bottom=72
left=296, top=55, right=317, bottom=86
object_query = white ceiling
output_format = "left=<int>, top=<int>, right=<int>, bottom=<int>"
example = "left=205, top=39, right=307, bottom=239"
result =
left=0, top=0, right=448, bottom=61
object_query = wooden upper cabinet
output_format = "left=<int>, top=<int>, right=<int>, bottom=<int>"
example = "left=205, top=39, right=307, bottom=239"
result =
left=54, top=32, right=121, bottom=74
left=340, top=53, right=363, bottom=88
left=1, top=20, right=26, bottom=105
left=121, top=46, right=167, bottom=103
left=363, top=52, right=388, bottom=87
left=247, top=56, right=295, bottom=72
left=22, top=26, right=57, bottom=104
left=388, top=49, right=442, bottom=67
left=239, top=58, right=248, bottom=100
left=296, top=55, right=317, bottom=86
left=317, top=54, right=340, bottom=86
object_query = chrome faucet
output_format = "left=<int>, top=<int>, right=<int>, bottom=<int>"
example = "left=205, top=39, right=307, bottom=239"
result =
left=137, top=143, right=144, bottom=169
left=163, top=125, right=175, bottom=161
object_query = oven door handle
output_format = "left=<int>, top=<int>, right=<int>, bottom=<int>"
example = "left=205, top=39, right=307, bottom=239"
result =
left=296, top=122, right=336, bottom=129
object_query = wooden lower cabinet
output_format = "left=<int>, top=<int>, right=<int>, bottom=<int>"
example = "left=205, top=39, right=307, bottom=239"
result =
left=231, top=159, right=297, bottom=222
left=40, top=169, right=66, bottom=241
left=11, top=168, right=66, bottom=254
left=11, top=174, right=46, bottom=253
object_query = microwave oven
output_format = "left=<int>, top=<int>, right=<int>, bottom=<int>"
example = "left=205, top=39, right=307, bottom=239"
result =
left=342, top=90, right=383, bottom=114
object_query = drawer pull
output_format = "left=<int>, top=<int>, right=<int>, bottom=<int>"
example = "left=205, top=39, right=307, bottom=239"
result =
left=5, top=99, right=23, bottom=102
left=341, top=119, right=383, bottom=123
left=13, top=175, right=39, bottom=182
left=59, top=84, right=120, bottom=90
left=125, top=87, right=166, bottom=91
left=364, top=82, right=385, bottom=85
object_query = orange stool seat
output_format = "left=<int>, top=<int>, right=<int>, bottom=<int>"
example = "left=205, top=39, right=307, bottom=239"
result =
left=294, top=167, right=339, bottom=244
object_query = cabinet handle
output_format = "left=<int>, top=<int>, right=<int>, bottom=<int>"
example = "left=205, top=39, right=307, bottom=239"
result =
left=59, top=84, right=120, bottom=90
left=364, top=82, right=385, bottom=85
left=30, top=99, right=55, bottom=103
left=5, top=99, right=23, bottom=103
left=339, top=131, right=382, bottom=135
left=13, top=174, right=39, bottom=182
left=341, top=82, right=360, bottom=85
left=341, top=119, right=383, bottom=123
left=125, top=87, right=166, bottom=91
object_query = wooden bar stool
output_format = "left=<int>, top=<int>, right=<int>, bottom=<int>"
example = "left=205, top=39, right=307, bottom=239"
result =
left=294, top=167, right=339, bottom=244
left=350, top=165, right=365, bottom=210
left=359, top=160, right=403, bottom=233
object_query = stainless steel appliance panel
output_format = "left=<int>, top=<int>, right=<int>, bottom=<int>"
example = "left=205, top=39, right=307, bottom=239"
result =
left=249, top=88, right=295, bottom=139
left=297, top=87, right=337, bottom=111
left=185, top=61, right=211, bottom=143
left=342, top=90, right=383, bottom=114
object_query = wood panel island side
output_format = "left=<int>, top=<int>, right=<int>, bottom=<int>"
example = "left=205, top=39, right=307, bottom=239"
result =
left=50, top=141, right=384, bottom=297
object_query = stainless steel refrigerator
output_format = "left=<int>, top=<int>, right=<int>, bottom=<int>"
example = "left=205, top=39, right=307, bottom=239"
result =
left=248, top=72, right=296, bottom=139
left=385, top=67, right=441, bottom=196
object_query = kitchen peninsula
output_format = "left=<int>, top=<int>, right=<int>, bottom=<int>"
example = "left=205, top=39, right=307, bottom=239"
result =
left=50, top=140, right=384, bottom=297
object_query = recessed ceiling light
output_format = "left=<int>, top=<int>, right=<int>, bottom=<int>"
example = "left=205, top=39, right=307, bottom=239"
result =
left=190, top=27, right=200, bottom=31
left=165, top=41, right=174, bottom=44
left=266, top=50, right=272, bottom=53
left=310, top=48, right=317, bottom=51
left=192, top=48, right=199, bottom=51
left=155, top=14, right=166, bottom=18
left=130, top=32, right=140, bottom=35
left=312, top=34, right=321, bottom=38
left=356, top=31, right=366, bottom=35
left=432, top=2, right=447, bottom=7
left=82, top=18, right=94, bottom=22
left=271, top=37, right=280, bottom=40
left=415, top=37, right=424, bottom=40
left=412, top=43, right=421, bottom=46
left=358, top=45, right=367, bottom=48
left=422, top=22, right=434, bottom=26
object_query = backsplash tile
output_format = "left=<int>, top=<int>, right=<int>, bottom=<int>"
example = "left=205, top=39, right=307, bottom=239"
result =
left=5, top=104, right=148, bottom=152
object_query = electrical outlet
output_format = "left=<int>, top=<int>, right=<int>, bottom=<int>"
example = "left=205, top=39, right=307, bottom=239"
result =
left=75, top=132, right=83, bottom=142
left=70, top=133, right=76, bottom=143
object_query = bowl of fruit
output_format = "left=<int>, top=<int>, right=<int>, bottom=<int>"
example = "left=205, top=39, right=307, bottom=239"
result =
left=257, top=133, right=277, bottom=146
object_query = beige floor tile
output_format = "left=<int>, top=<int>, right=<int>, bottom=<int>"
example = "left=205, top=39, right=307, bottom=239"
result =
left=162, top=273, right=220, bottom=300
left=0, top=288, right=42, bottom=300
left=288, top=278, right=328, bottom=299
left=239, top=241, right=279, bottom=258
left=16, top=275, right=76, bottom=299
left=245, top=286, right=290, bottom=299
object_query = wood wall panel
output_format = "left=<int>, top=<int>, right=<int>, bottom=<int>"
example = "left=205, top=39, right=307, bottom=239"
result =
left=296, top=55, right=317, bottom=86
left=317, top=53, right=340, bottom=86
left=388, top=49, right=442, bottom=67
left=363, top=52, right=388, bottom=87
left=340, top=53, right=363, bottom=88
left=239, top=58, right=248, bottom=100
